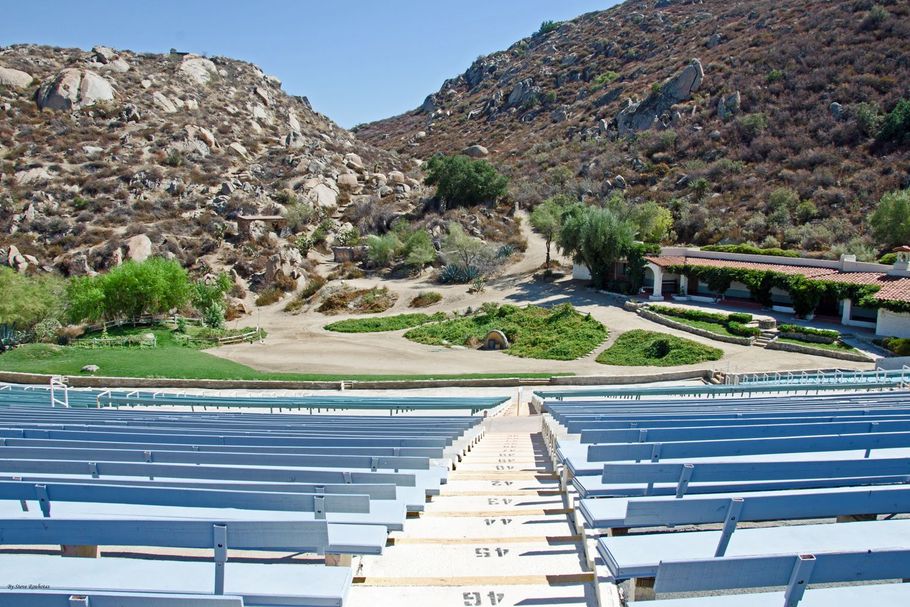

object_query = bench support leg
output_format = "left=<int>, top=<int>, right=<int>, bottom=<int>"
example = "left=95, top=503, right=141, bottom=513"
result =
left=836, top=514, right=877, bottom=523
left=325, top=553, right=352, bottom=567
left=630, top=576, right=656, bottom=601
left=61, top=545, right=99, bottom=558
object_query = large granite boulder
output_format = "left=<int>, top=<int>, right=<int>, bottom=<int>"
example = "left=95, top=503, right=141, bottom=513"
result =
left=36, top=69, right=114, bottom=110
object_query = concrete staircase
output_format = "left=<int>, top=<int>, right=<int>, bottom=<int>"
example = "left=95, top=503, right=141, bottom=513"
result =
left=348, top=406, right=595, bottom=606
left=753, top=329, right=778, bottom=348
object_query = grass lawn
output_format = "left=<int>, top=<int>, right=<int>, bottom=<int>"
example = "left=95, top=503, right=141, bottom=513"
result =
left=597, top=330, right=723, bottom=367
left=404, top=303, right=608, bottom=360
left=324, top=312, right=445, bottom=333
left=656, top=314, right=739, bottom=338
left=777, top=337, right=860, bottom=353
left=0, top=327, right=567, bottom=381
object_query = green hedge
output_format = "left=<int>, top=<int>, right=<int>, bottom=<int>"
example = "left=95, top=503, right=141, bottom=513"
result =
left=649, top=305, right=759, bottom=337
left=882, top=337, right=910, bottom=356
left=649, top=305, right=728, bottom=324
left=728, top=321, right=761, bottom=337
left=777, top=324, right=840, bottom=339
left=701, top=244, right=801, bottom=258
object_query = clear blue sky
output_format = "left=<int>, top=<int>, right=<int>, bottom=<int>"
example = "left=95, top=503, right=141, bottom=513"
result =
left=1, top=0, right=618, bottom=127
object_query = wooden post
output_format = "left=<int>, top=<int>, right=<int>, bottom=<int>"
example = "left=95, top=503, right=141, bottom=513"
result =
left=61, top=545, right=99, bottom=558
left=325, top=553, right=352, bottom=567
left=630, top=576, right=656, bottom=601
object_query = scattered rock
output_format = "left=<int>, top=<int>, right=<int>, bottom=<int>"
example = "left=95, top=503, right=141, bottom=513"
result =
left=388, top=171, right=406, bottom=185
left=506, top=78, right=541, bottom=109
left=830, top=102, right=845, bottom=120
left=717, top=91, right=741, bottom=120
left=35, top=68, right=114, bottom=110
left=344, top=153, right=364, bottom=171
left=615, top=58, right=703, bottom=135
left=613, top=175, right=627, bottom=189
left=0, top=66, right=34, bottom=89
left=551, top=107, right=569, bottom=122
left=92, top=46, right=116, bottom=63
left=121, top=103, right=141, bottom=122
left=462, top=144, right=489, bottom=158
left=420, top=94, right=438, bottom=113
left=228, top=142, right=250, bottom=159
left=14, top=167, right=52, bottom=185
left=180, top=55, right=218, bottom=85
left=125, top=234, right=153, bottom=262
left=81, top=364, right=100, bottom=373
left=337, top=173, right=361, bottom=192
left=253, top=86, right=271, bottom=106
left=151, top=90, right=177, bottom=113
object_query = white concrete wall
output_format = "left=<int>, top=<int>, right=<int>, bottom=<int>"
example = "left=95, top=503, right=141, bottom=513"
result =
left=876, top=308, right=910, bottom=337
left=572, top=263, right=591, bottom=281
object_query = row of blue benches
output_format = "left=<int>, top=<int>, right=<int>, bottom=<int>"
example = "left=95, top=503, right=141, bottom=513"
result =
left=0, top=401, right=486, bottom=606
left=540, top=389, right=910, bottom=606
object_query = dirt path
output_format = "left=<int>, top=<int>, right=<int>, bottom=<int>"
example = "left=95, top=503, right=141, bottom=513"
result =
left=347, top=407, right=596, bottom=607
left=210, top=216, right=872, bottom=376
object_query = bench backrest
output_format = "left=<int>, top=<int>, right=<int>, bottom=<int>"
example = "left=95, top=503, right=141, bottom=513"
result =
left=586, top=431, right=910, bottom=462
left=0, top=458, right=417, bottom=486
left=0, top=517, right=331, bottom=553
left=0, top=480, right=370, bottom=518
left=1, top=475, right=398, bottom=500
left=579, top=419, right=910, bottom=444
left=0, top=446, right=430, bottom=471
left=653, top=548, right=910, bottom=605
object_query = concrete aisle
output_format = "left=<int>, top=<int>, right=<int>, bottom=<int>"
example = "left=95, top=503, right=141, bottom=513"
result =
left=348, top=405, right=596, bottom=607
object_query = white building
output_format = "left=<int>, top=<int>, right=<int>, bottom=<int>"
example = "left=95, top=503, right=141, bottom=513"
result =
left=574, top=246, right=910, bottom=338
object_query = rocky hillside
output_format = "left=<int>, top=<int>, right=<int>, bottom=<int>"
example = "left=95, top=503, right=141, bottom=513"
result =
left=358, top=0, right=910, bottom=255
left=0, top=44, right=423, bottom=291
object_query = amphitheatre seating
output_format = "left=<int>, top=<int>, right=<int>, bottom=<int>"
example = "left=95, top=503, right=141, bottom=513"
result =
left=0, top=393, right=488, bottom=605
left=0, top=518, right=363, bottom=606
left=536, top=387, right=910, bottom=605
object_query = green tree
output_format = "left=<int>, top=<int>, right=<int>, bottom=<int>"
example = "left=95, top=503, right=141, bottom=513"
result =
left=558, top=204, right=636, bottom=288
left=402, top=229, right=437, bottom=268
left=366, top=233, right=401, bottom=267
left=423, top=154, right=508, bottom=209
left=878, top=98, right=910, bottom=145
left=66, top=258, right=191, bottom=324
left=530, top=196, right=569, bottom=268
left=0, top=268, right=66, bottom=330
left=442, top=223, right=494, bottom=271
left=66, top=276, right=106, bottom=323
left=870, top=188, right=910, bottom=249
left=630, top=201, right=674, bottom=243
left=192, top=273, right=232, bottom=329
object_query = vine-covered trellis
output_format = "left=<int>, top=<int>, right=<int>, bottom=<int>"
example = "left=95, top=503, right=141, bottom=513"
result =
left=661, top=263, right=908, bottom=317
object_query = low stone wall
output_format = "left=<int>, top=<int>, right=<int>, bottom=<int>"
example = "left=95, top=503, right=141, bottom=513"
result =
left=778, top=331, right=836, bottom=344
left=0, top=369, right=712, bottom=391
left=765, top=340, right=873, bottom=363
left=638, top=308, right=753, bottom=346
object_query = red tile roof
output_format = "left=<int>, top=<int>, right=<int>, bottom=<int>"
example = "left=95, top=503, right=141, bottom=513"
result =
left=645, top=255, right=910, bottom=304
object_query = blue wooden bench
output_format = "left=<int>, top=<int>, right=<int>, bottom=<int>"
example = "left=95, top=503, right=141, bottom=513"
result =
left=642, top=548, right=910, bottom=606
left=595, top=518, right=910, bottom=597
left=0, top=480, right=408, bottom=532
left=574, top=457, right=910, bottom=498
left=0, top=517, right=386, bottom=605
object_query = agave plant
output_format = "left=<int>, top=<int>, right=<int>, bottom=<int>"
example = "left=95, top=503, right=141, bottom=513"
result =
left=0, top=324, right=21, bottom=352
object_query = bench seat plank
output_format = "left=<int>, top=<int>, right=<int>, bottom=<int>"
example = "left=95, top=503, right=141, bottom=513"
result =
left=646, top=581, right=910, bottom=606
left=0, top=554, right=351, bottom=606
left=597, top=518, right=910, bottom=580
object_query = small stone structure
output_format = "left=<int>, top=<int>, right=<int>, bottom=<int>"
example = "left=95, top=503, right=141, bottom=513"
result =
left=332, top=246, right=367, bottom=263
left=236, top=215, right=287, bottom=241
left=483, top=330, right=510, bottom=351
